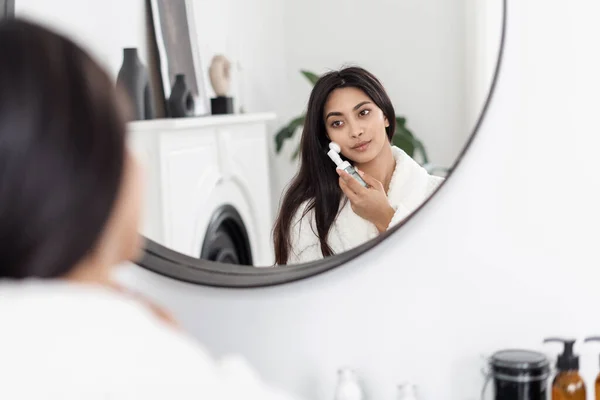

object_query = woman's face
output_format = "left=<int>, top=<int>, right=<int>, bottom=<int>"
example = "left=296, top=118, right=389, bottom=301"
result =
left=323, top=87, right=390, bottom=165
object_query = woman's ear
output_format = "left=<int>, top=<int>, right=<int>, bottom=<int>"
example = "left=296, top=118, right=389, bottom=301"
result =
left=384, top=117, right=390, bottom=128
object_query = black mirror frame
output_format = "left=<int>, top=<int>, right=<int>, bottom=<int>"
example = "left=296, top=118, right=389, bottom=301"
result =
left=136, top=0, right=507, bottom=288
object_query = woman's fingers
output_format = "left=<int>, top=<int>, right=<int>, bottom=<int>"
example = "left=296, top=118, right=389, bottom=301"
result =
left=355, top=168, right=384, bottom=191
left=338, top=177, right=360, bottom=203
left=337, top=169, right=366, bottom=195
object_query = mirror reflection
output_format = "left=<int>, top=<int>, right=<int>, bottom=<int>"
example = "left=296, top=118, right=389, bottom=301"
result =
left=16, top=0, right=501, bottom=267
left=272, top=67, right=445, bottom=265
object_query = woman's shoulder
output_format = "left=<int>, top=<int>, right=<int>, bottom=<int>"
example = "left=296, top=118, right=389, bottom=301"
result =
left=388, top=146, right=445, bottom=202
left=0, top=279, right=196, bottom=351
left=391, top=145, right=422, bottom=165
left=0, top=280, right=201, bottom=392
left=390, top=146, right=444, bottom=180
left=0, top=279, right=298, bottom=399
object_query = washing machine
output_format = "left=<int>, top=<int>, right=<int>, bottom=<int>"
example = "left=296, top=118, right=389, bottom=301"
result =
left=127, top=113, right=276, bottom=267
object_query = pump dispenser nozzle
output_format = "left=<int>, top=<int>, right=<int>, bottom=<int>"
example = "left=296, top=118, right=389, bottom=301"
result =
left=544, top=337, right=579, bottom=371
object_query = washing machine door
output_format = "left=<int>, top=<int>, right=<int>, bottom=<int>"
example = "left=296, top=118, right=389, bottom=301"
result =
left=200, top=205, right=253, bottom=265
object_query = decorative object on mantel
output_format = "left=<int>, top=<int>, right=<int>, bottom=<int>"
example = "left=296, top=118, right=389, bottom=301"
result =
left=144, top=0, right=168, bottom=118
left=167, top=74, right=195, bottom=117
left=208, top=54, right=234, bottom=115
left=147, top=0, right=210, bottom=115
left=116, top=48, right=154, bottom=120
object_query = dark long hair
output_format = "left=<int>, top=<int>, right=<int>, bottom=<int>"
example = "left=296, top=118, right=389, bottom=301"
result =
left=0, top=19, right=128, bottom=278
left=273, top=66, right=396, bottom=264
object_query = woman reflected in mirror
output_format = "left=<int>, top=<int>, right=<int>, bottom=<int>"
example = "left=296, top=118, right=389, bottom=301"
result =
left=273, top=67, right=444, bottom=265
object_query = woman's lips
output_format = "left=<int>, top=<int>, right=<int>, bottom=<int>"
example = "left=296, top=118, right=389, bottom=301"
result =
left=352, top=140, right=371, bottom=152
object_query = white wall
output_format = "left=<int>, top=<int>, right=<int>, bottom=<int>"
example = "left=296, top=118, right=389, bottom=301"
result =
left=15, top=0, right=148, bottom=78
left=116, top=1, right=600, bottom=400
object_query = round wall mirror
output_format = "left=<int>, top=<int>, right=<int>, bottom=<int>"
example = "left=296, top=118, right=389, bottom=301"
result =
left=16, top=0, right=506, bottom=287
left=133, top=0, right=506, bottom=287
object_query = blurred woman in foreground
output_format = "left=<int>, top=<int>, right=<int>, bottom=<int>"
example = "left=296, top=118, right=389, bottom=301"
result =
left=0, top=18, right=296, bottom=400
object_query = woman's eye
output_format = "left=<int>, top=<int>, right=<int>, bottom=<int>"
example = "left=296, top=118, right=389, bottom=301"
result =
left=359, top=109, right=370, bottom=116
left=331, top=120, right=343, bottom=128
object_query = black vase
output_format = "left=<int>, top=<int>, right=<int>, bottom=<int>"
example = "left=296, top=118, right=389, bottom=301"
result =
left=116, top=48, right=154, bottom=121
left=168, top=74, right=195, bottom=118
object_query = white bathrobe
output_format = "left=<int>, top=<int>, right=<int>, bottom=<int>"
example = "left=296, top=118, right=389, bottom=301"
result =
left=0, top=279, right=299, bottom=400
left=287, top=146, right=444, bottom=264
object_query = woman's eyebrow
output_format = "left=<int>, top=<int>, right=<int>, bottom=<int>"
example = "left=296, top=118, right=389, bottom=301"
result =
left=325, top=101, right=372, bottom=120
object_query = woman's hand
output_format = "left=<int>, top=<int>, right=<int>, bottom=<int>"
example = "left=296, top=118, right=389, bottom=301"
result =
left=337, top=169, right=396, bottom=233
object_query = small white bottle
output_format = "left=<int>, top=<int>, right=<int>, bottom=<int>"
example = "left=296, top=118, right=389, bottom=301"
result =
left=334, top=368, right=364, bottom=400
left=396, top=382, right=419, bottom=400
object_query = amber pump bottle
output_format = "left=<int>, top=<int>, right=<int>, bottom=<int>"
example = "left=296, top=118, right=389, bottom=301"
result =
left=584, top=337, right=600, bottom=400
left=543, top=338, right=586, bottom=400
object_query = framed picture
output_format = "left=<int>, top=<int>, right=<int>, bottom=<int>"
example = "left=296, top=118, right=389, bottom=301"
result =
left=148, top=0, right=210, bottom=116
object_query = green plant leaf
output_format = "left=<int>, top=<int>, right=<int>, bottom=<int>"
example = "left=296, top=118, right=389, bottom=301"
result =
left=291, top=143, right=301, bottom=161
left=274, top=115, right=305, bottom=153
left=395, top=116, right=413, bottom=137
left=393, top=116, right=429, bottom=164
left=392, top=133, right=416, bottom=157
left=395, top=116, right=407, bottom=127
left=301, top=70, right=320, bottom=86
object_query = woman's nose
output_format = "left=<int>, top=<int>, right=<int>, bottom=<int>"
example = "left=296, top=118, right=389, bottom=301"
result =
left=348, top=121, right=364, bottom=138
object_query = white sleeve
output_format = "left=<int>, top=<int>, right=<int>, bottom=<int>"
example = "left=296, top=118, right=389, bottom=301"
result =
left=0, top=286, right=304, bottom=400
left=285, top=203, right=323, bottom=265
left=386, top=203, right=413, bottom=229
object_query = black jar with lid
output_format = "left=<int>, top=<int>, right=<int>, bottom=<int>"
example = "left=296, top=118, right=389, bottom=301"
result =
left=485, top=349, right=551, bottom=400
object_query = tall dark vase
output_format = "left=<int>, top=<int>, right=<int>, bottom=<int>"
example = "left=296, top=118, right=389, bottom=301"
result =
left=168, top=74, right=195, bottom=118
left=116, top=48, right=154, bottom=120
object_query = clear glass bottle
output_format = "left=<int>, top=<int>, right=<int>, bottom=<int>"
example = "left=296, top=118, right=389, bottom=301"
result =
left=334, top=368, right=364, bottom=400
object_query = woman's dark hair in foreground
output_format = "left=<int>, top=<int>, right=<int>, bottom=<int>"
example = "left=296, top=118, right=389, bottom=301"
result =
left=0, top=19, right=127, bottom=278
left=273, top=66, right=396, bottom=264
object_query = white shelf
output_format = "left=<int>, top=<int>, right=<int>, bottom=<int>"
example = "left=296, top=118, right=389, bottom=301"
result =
left=128, top=112, right=277, bottom=132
